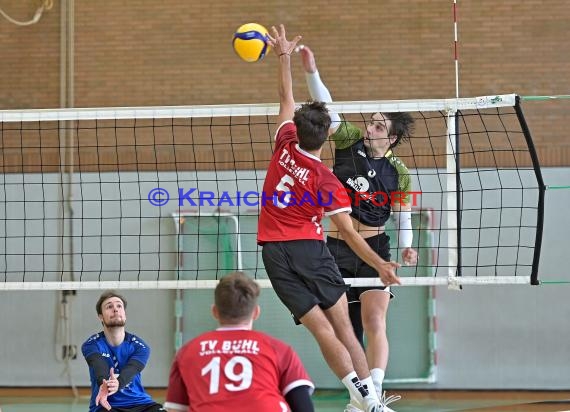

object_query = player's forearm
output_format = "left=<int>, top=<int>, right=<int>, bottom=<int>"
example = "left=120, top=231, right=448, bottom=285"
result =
left=393, top=209, right=413, bottom=248
left=305, top=71, right=341, bottom=129
left=277, top=54, right=295, bottom=123
left=85, top=353, right=110, bottom=386
left=285, top=386, right=315, bottom=412
left=278, top=55, right=293, bottom=100
left=117, top=359, right=144, bottom=389
left=305, top=70, right=332, bottom=102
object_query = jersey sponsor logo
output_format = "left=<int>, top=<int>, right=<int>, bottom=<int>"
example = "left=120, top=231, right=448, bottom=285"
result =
left=346, top=176, right=370, bottom=192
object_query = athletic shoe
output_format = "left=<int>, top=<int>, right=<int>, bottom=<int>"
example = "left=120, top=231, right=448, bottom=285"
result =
left=362, top=397, right=382, bottom=412
left=379, top=392, right=402, bottom=412
left=343, top=402, right=363, bottom=412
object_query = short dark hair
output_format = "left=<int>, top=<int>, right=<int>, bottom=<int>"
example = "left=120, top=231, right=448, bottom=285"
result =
left=293, top=100, right=331, bottom=151
left=96, top=291, right=127, bottom=315
left=214, top=272, right=260, bottom=323
left=385, top=112, right=415, bottom=149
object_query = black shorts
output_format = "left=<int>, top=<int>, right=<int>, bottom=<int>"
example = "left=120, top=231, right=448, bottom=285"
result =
left=326, top=233, right=393, bottom=302
left=262, top=240, right=349, bottom=321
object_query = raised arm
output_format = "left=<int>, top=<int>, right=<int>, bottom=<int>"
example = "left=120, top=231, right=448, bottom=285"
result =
left=299, top=46, right=363, bottom=149
left=299, top=45, right=341, bottom=132
left=266, top=25, right=302, bottom=126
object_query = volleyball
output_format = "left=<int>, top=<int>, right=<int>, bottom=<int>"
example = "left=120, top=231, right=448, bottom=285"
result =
left=233, top=23, right=271, bottom=62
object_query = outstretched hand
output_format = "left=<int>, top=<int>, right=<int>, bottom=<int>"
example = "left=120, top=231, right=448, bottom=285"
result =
left=95, top=367, right=118, bottom=411
left=95, top=379, right=111, bottom=411
left=266, top=24, right=302, bottom=57
left=296, top=45, right=317, bottom=74
left=106, top=367, right=119, bottom=396
left=379, top=261, right=402, bottom=286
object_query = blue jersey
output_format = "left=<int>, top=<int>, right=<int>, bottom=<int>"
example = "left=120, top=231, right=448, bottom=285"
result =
left=82, top=331, right=154, bottom=412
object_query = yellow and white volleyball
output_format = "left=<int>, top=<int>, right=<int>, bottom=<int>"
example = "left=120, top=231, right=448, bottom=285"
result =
left=232, top=23, right=271, bottom=62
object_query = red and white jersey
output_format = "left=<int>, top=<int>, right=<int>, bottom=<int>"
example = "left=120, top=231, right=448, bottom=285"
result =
left=164, top=327, right=313, bottom=412
left=257, top=121, right=351, bottom=244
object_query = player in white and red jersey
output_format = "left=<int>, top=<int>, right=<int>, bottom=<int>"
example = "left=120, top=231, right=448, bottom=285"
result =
left=256, top=25, right=402, bottom=412
left=164, top=272, right=314, bottom=412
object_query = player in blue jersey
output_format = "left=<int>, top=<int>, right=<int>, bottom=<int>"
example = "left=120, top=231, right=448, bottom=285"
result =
left=82, top=291, right=164, bottom=412
left=299, top=45, right=418, bottom=412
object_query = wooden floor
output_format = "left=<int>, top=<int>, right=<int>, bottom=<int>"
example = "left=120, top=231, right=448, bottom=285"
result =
left=1, top=388, right=569, bottom=411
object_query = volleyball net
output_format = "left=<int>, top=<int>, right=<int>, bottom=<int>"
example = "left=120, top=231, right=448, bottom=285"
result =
left=0, top=94, right=545, bottom=290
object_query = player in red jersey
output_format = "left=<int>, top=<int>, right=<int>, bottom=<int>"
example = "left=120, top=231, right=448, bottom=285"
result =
left=258, top=25, right=401, bottom=412
left=164, top=272, right=314, bottom=412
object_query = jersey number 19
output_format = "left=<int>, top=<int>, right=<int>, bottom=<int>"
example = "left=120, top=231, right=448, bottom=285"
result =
left=201, top=355, right=253, bottom=394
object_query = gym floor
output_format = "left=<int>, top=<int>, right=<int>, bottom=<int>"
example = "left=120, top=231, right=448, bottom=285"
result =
left=1, top=388, right=570, bottom=411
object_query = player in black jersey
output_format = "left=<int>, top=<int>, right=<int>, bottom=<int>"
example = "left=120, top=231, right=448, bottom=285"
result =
left=299, top=45, right=418, bottom=412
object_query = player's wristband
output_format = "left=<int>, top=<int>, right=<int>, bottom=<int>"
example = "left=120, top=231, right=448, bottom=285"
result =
left=394, top=210, right=413, bottom=248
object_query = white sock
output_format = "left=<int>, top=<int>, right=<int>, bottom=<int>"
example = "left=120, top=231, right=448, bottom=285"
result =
left=371, top=368, right=385, bottom=396
left=360, top=376, right=380, bottom=402
left=341, top=372, right=368, bottom=404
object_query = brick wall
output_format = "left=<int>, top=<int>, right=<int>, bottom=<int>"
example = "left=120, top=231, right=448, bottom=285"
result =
left=1, top=0, right=569, bottom=166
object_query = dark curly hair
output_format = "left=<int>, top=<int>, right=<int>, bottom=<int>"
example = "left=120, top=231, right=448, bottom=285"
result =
left=385, top=112, right=415, bottom=149
left=293, top=100, right=332, bottom=151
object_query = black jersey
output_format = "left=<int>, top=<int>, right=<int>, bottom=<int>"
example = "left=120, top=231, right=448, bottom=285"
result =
left=331, top=121, right=411, bottom=227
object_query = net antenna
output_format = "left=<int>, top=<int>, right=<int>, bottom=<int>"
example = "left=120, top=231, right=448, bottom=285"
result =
left=447, top=0, right=462, bottom=289
left=0, top=95, right=544, bottom=290
left=453, top=0, right=460, bottom=99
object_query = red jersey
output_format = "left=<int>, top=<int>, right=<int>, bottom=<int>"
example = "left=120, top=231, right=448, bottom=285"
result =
left=257, top=121, right=351, bottom=244
left=164, top=328, right=313, bottom=412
